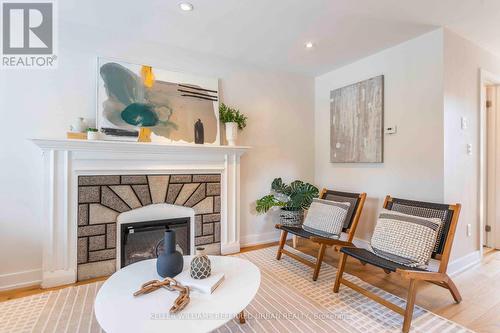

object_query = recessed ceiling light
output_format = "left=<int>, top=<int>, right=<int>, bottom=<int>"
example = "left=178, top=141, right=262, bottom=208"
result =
left=305, top=42, right=314, bottom=49
left=179, top=2, right=194, bottom=11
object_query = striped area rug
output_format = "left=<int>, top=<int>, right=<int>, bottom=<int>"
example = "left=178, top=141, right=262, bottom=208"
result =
left=0, top=246, right=473, bottom=333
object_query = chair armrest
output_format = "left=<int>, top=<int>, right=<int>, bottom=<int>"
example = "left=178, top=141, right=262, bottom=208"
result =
left=275, top=224, right=283, bottom=230
left=309, top=236, right=353, bottom=248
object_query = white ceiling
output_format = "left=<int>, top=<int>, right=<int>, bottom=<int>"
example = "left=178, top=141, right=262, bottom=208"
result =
left=60, top=0, right=500, bottom=76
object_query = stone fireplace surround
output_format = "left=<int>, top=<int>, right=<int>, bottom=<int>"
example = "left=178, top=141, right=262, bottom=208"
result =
left=77, top=174, right=222, bottom=281
left=32, top=139, right=249, bottom=288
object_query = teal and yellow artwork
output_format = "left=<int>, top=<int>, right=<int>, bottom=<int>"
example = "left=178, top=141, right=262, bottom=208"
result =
left=97, top=58, right=220, bottom=144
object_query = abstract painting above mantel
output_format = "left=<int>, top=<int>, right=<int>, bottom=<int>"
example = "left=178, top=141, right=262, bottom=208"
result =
left=97, top=57, right=220, bottom=144
left=330, top=75, right=384, bottom=163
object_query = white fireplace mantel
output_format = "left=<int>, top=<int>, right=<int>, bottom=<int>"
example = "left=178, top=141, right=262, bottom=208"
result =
left=31, top=138, right=250, bottom=288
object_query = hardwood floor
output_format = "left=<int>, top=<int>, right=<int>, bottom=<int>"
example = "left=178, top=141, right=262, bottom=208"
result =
left=0, top=276, right=107, bottom=303
left=1, top=240, right=499, bottom=332
left=293, top=239, right=500, bottom=333
left=241, top=240, right=500, bottom=333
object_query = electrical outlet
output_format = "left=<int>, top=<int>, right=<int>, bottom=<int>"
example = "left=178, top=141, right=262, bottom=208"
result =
left=467, top=144, right=472, bottom=155
left=461, top=117, right=468, bottom=130
left=466, top=224, right=472, bottom=237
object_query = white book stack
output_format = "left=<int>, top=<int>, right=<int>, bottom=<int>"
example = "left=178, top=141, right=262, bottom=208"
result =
left=175, top=271, right=225, bottom=294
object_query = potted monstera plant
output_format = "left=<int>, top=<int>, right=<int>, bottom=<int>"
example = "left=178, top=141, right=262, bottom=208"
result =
left=256, top=178, right=319, bottom=226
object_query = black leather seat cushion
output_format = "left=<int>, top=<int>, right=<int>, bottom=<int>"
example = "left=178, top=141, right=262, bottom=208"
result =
left=278, top=225, right=341, bottom=240
left=340, top=247, right=427, bottom=272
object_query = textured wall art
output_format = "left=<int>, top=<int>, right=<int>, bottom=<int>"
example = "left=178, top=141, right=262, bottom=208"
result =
left=330, top=75, right=384, bottom=163
left=97, top=58, right=220, bottom=144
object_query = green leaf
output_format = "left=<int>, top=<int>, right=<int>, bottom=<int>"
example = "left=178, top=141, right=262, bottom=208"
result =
left=286, top=181, right=319, bottom=210
left=219, top=103, right=247, bottom=130
left=271, top=178, right=288, bottom=194
left=257, top=178, right=319, bottom=214
left=256, top=195, right=285, bottom=214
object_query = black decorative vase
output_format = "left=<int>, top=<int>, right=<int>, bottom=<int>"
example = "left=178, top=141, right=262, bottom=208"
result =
left=156, top=230, right=183, bottom=278
left=194, top=119, right=204, bottom=144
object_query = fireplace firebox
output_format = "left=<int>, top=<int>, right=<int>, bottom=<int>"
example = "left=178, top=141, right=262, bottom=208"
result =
left=120, top=217, right=190, bottom=268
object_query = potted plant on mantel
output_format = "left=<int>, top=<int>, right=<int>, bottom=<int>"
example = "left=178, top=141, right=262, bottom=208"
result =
left=256, top=178, right=319, bottom=226
left=219, top=103, right=247, bottom=146
left=86, top=127, right=100, bottom=140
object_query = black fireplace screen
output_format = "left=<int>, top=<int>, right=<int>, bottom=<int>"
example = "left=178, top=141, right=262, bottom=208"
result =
left=120, top=217, right=190, bottom=268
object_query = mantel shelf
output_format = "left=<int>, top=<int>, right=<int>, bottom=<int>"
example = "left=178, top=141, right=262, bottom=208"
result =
left=30, top=138, right=251, bottom=155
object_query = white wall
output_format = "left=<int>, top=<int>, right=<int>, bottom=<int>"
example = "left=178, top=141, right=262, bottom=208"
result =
left=220, top=71, right=315, bottom=246
left=315, top=28, right=500, bottom=267
left=443, top=29, right=500, bottom=259
left=0, top=21, right=314, bottom=290
left=314, top=30, right=445, bottom=242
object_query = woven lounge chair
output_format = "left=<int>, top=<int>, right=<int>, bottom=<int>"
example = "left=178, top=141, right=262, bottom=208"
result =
left=275, top=189, right=366, bottom=281
left=333, top=196, right=462, bottom=333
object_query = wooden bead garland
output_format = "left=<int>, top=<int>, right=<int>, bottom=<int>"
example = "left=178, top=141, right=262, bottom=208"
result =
left=133, top=277, right=190, bottom=313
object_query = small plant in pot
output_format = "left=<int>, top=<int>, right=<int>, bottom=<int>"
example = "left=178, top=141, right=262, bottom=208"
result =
left=219, top=103, right=247, bottom=146
left=256, top=178, right=319, bottom=226
left=86, top=128, right=100, bottom=140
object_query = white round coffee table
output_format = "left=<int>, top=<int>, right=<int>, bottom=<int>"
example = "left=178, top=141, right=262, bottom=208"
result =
left=95, top=256, right=260, bottom=333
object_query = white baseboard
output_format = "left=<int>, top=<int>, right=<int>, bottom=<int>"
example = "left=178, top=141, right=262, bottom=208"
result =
left=0, top=269, right=42, bottom=291
left=221, top=241, right=240, bottom=255
left=41, top=270, right=76, bottom=289
left=241, top=230, right=292, bottom=247
left=447, top=250, right=481, bottom=276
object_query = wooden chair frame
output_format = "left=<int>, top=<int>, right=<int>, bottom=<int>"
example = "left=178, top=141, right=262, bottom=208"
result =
left=333, top=195, right=462, bottom=333
left=276, top=189, right=366, bottom=281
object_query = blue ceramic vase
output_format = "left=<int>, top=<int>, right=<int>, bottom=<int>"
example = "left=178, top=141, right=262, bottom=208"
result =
left=156, top=230, right=183, bottom=278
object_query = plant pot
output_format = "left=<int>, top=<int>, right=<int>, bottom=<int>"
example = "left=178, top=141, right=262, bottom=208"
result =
left=279, top=208, right=305, bottom=226
left=156, top=230, right=183, bottom=278
left=87, top=131, right=100, bottom=140
left=225, top=122, right=238, bottom=146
